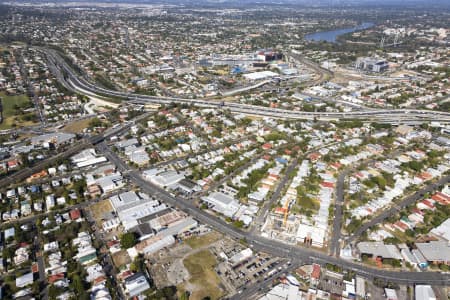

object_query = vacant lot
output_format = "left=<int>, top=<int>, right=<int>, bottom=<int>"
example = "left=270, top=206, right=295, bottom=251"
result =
left=89, top=199, right=113, bottom=226
left=0, top=92, right=36, bottom=130
left=111, top=250, right=131, bottom=268
left=63, top=117, right=95, bottom=133
left=179, top=250, right=224, bottom=300
left=184, top=231, right=222, bottom=249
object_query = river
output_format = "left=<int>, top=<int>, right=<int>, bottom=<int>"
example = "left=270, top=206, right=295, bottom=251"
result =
left=305, top=22, right=374, bottom=43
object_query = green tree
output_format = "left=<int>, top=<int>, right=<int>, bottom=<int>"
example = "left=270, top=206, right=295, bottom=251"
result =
left=89, top=117, right=102, bottom=128
left=71, top=274, right=89, bottom=299
left=120, top=232, right=137, bottom=249
left=73, top=179, right=87, bottom=199
left=180, top=291, right=190, bottom=300
left=130, top=254, right=146, bottom=273
left=48, top=284, right=60, bottom=300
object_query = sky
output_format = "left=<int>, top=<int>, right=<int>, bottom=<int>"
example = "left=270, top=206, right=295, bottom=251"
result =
left=8, top=0, right=450, bottom=7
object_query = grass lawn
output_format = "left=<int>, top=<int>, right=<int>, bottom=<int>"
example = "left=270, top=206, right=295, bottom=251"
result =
left=297, top=196, right=320, bottom=211
left=184, top=231, right=221, bottom=249
left=0, top=92, right=36, bottom=130
left=179, top=250, right=224, bottom=300
left=63, top=117, right=95, bottom=133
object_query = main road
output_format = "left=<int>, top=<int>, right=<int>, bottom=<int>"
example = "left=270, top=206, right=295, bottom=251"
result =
left=42, top=48, right=450, bottom=124
left=96, top=141, right=450, bottom=286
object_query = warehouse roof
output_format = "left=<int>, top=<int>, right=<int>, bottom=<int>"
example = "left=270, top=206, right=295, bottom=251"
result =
left=416, top=241, right=450, bottom=262
left=243, top=71, right=278, bottom=81
left=430, top=218, right=450, bottom=241
left=415, top=285, right=436, bottom=300
left=357, top=242, right=402, bottom=260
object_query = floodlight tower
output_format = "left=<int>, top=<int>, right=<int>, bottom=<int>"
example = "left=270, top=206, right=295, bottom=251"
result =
left=379, top=36, right=385, bottom=49
left=393, top=32, right=400, bottom=47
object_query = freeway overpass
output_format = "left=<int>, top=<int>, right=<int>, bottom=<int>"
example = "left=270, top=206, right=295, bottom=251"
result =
left=42, top=48, right=450, bottom=124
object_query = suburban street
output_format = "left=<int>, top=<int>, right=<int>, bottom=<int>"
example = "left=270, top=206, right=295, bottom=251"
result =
left=329, top=168, right=351, bottom=257
left=345, top=174, right=450, bottom=246
left=251, top=157, right=299, bottom=233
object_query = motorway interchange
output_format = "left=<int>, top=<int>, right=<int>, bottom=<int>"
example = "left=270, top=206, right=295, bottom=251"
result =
left=43, top=48, right=450, bottom=125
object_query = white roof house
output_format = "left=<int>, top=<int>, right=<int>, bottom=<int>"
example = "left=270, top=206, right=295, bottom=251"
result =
left=72, top=148, right=98, bottom=164
left=129, top=150, right=150, bottom=166
left=116, top=138, right=139, bottom=149
left=144, top=169, right=185, bottom=188
left=91, top=282, right=112, bottom=300
left=385, top=288, right=398, bottom=300
left=124, top=273, right=151, bottom=297
left=16, top=272, right=34, bottom=288
left=116, top=202, right=167, bottom=230
left=96, top=173, right=124, bottom=193
left=4, top=227, right=15, bottom=240
left=110, top=191, right=141, bottom=210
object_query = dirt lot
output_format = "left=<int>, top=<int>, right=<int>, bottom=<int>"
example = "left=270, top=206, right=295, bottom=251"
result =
left=184, top=231, right=222, bottom=249
left=89, top=199, right=114, bottom=227
left=112, top=250, right=131, bottom=268
left=149, top=232, right=233, bottom=298
left=178, top=249, right=225, bottom=300
left=62, top=117, right=95, bottom=133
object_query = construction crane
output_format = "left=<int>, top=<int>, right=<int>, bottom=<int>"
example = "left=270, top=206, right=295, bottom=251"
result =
left=380, top=32, right=402, bottom=49
left=283, top=198, right=293, bottom=227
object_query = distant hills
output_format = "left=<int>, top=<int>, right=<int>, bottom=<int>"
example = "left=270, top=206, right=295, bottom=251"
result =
left=4, top=0, right=450, bottom=8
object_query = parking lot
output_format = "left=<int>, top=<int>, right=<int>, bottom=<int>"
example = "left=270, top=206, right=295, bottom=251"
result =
left=215, top=246, right=289, bottom=290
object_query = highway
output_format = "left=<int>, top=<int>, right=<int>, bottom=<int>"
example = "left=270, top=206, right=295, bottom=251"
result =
left=96, top=140, right=450, bottom=286
left=288, top=50, right=333, bottom=87
left=41, top=48, right=450, bottom=124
